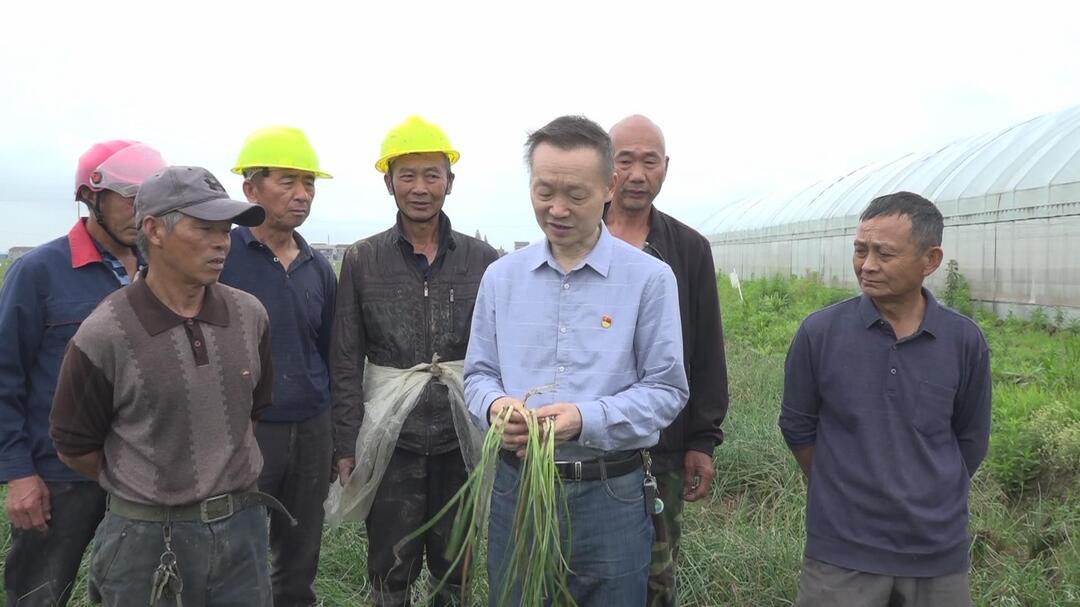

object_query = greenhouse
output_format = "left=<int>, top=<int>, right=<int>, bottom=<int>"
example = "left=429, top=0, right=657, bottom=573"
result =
left=702, top=105, right=1080, bottom=317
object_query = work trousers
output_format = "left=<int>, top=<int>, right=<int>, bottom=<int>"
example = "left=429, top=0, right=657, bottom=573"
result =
left=795, top=557, right=972, bottom=607
left=4, top=481, right=106, bottom=606
left=366, top=447, right=469, bottom=607
left=647, top=469, right=686, bottom=607
left=254, top=410, right=333, bottom=607
left=88, top=506, right=271, bottom=606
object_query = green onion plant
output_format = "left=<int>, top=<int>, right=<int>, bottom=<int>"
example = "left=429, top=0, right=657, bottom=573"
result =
left=397, top=384, right=575, bottom=606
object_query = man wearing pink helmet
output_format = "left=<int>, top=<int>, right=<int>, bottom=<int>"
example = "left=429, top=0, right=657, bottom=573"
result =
left=0, top=140, right=165, bottom=606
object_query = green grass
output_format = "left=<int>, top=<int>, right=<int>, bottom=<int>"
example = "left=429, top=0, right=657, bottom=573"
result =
left=2, top=274, right=1078, bottom=605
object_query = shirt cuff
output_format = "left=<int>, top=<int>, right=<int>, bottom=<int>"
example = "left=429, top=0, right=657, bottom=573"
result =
left=575, top=399, right=604, bottom=450
left=333, top=432, right=359, bottom=462
left=684, top=439, right=718, bottom=457
left=0, top=455, right=37, bottom=483
left=50, top=432, right=105, bottom=459
left=477, top=391, right=506, bottom=432
left=781, top=434, right=817, bottom=450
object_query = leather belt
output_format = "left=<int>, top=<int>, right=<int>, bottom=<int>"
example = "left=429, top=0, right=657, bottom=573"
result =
left=499, top=450, right=642, bottom=481
left=108, top=491, right=297, bottom=526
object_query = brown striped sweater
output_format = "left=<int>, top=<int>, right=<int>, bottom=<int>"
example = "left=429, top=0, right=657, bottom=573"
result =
left=50, top=275, right=272, bottom=506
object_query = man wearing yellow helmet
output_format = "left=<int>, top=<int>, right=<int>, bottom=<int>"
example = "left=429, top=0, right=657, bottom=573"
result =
left=220, top=126, right=337, bottom=606
left=330, top=116, right=498, bottom=607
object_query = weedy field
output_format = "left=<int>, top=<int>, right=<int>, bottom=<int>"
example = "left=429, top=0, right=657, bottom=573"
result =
left=1, top=273, right=1077, bottom=606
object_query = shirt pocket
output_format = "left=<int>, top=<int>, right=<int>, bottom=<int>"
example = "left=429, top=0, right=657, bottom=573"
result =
left=914, top=380, right=956, bottom=437
left=44, top=299, right=100, bottom=344
left=358, top=285, right=403, bottom=346
left=448, top=282, right=479, bottom=350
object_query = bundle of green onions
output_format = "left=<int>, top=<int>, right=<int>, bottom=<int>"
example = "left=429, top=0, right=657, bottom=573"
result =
left=396, top=385, right=575, bottom=606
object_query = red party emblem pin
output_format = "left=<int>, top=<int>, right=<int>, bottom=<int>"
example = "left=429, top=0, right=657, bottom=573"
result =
left=601, top=314, right=613, bottom=329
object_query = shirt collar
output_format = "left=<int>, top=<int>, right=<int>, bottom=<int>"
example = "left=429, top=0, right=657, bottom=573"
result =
left=919, top=289, right=943, bottom=337
left=91, top=235, right=146, bottom=270
left=128, top=270, right=231, bottom=336
left=394, top=211, right=456, bottom=252
left=235, top=226, right=315, bottom=261
left=531, top=222, right=614, bottom=278
left=602, top=201, right=665, bottom=257
left=859, top=287, right=942, bottom=338
left=236, top=225, right=259, bottom=247
left=68, top=218, right=103, bottom=268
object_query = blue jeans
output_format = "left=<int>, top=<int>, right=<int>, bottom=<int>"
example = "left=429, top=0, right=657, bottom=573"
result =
left=487, top=459, right=653, bottom=607
left=88, top=506, right=271, bottom=606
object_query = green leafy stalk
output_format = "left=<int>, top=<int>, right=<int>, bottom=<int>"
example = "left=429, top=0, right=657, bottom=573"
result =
left=396, top=385, right=574, bottom=606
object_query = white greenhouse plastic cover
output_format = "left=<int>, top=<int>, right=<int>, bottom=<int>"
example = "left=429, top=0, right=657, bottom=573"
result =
left=702, top=105, right=1080, bottom=236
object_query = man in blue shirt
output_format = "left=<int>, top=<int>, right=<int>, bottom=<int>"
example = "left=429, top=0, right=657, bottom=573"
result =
left=464, top=115, right=689, bottom=606
left=779, top=192, right=991, bottom=607
left=0, top=140, right=165, bottom=606
left=219, top=126, right=337, bottom=607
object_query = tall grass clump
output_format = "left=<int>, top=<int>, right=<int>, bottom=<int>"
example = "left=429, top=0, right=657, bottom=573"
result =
left=943, top=259, right=975, bottom=317
left=984, top=310, right=1080, bottom=499
left=717, top=273, right=854, bottom=353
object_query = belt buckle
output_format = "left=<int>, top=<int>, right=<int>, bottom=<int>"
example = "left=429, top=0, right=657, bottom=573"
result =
left=200, top=494, right=234, bottom=523
left=554, top=459, right=584, bottom=481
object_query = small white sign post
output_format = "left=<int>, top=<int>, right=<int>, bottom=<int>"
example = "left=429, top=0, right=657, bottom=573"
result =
left=729, top=268, right=744, bottom=303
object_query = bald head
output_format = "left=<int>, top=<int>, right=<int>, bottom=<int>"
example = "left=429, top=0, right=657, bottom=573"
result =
left=609, top=115, right=669, bottom=211
left=609, top=115, right=667, bottom=155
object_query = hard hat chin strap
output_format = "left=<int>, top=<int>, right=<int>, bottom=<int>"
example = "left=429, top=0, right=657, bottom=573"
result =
left=89, top=191, right=127, bottom=249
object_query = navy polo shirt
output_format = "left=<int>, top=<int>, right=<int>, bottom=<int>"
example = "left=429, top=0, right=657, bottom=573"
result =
left=779, top=289, right=991, bottom=577
left=219, top=227, right=337, bottom=423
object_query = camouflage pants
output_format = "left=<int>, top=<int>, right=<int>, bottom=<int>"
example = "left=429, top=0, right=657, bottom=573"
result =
left=647, top=469, right=686, bottom=607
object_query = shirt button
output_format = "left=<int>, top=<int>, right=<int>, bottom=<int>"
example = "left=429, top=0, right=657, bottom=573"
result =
left=194, top=340, right=202, bottom=347
left=563, top=283, right=570, bottom=290
left=890, top=368, right=897, bottom=375
left=558, top=366, right=565, bottom=373
left=560, top=327, right=567, bottom=334
left=185, top=319, right=194, bottom=326
left=273, top=257, right=279, bottom=262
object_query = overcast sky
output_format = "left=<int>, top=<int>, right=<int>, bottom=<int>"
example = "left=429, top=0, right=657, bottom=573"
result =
left=3, top=0, right=1080, bottom=252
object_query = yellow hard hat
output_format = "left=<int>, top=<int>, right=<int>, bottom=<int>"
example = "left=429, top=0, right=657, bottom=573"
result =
left=375, top=115, right=460, bottom=174
left=232, top=126, right=332, bottom=179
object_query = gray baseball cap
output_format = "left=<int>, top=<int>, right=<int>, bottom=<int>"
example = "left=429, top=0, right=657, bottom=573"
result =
left=135, top=166, right=265, bottom=227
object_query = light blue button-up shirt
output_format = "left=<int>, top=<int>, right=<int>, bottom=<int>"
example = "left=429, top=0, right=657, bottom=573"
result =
left=464, top=223, right=689, bottom=460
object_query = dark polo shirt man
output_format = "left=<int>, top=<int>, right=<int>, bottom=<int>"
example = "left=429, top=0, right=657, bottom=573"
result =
left=780, top=192, right=991, bottom=607
left=220, top=126, right=337, bottom=607
left=50, top=166, right=282, bottom=606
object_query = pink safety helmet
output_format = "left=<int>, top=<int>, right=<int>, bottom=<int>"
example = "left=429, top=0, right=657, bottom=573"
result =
left=74, top=140, right=167, bottom=201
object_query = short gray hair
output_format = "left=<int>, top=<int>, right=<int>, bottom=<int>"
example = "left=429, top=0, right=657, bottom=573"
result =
left=859, top=191, right=944, bottom=252
left=136, top=211, right=184, bottom=259
left=524, top=115, right=614, bottom=180
left=243, top=167, right=269, bottom=185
